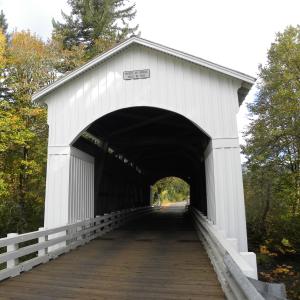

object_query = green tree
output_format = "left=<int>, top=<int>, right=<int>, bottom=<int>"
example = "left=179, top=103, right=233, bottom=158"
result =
left=52, top=0, right=138, bottom=68
left=0, top=10, right=8, bottom=35
left=0, top=10, right=9, bottom=99
left=243, top=25, right=300, bottom=249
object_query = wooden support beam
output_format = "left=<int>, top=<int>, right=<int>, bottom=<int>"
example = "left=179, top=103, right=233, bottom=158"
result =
left=108, top=113, right=172, bottom=137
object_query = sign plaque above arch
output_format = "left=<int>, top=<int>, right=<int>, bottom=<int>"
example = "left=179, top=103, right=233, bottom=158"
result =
left=123, top=69, right=150, bottom=80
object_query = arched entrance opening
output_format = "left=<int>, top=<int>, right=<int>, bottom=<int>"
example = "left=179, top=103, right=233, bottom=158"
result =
left=71, top=106, right=210, bottom=216
left=151, top=176, right=190, bottom=207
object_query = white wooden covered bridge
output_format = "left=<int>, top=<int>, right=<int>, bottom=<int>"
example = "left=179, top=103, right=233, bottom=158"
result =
left=0, top=37, right=287, bottom=299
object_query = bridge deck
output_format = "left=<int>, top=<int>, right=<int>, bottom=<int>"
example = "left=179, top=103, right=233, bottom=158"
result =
left=0, top=207, right=225, bottom=300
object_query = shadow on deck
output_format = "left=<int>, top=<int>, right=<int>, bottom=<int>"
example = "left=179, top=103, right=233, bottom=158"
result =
left=0, top=206, right=225, bottom=300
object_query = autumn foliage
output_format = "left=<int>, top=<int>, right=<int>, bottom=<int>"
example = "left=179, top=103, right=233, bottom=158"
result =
left=0, top=1, right=138, bottom=237
left=243, top=26, right=300, bottom=300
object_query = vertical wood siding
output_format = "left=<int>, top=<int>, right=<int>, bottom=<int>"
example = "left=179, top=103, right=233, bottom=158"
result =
left=46, top=44, right=241, bottom=147
left=69, top=148, right=94, bottom=223
left=204, top=143, right=216, bottom=224
left=44, top=153, right=70, bottom=228
left=210, top=139, right=248, bottom=252
left=44, top=147, right=94, bottom=228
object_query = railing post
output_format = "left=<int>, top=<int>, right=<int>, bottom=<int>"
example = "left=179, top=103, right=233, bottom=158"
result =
left=120, top=211, right=124, bottom=226
left=110, top=212, right=115, bottom=230
left=38, top=227, right=48, bottom=257
left=7, top=233, right=19, bottom=269
left=104, top=213, right=109, bottom=233
left=82, top=220, right=87, bottom=244
left=115, top=212, right=118, bottom=227
left=84, top=219, right=90, bottom=242
left=95, top=215, right=101, bottom=237
left=76, top=220, right=85, bottom=245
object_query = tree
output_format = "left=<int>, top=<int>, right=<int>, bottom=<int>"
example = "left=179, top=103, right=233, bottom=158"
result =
left=0, top=10, right=8, bottom=35
left=0, top=29, right=6, bottom=69
left=0, top=11, right=10, bottom=101
left=243, top=25, right=300, bottom=249
left=0, top=31, right=57, bottom=236
left=52, top=0, right=138, bottom=69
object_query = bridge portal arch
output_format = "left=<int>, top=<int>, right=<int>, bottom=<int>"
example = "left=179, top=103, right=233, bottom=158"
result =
left=71, top=106, right=209, bottom=217
left=33, top=37, right=255, bottom=258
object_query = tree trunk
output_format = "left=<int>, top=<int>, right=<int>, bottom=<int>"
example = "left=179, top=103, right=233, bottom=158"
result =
left=260, top=180, right=271, bottom=238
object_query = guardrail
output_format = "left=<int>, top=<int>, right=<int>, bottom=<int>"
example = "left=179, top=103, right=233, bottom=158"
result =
left=191, top=206, right=287, bottom=300
left=0, top=206, right=154, bottom=282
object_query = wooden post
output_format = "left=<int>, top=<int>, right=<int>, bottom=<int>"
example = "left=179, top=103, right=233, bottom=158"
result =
left=38, top=227, right=48, bottom=257
left=95, top=215, right=101, bottom=237
left=82, top=221, right=86, bottom=244
left=103, top=213, right=109, bottom=233
left=76, top=220, right=85, bottom=245
left=7, top=233, right=18, bottom=269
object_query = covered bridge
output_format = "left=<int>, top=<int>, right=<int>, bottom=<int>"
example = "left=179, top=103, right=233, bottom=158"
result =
left=37, top=36, right=253, bottom=252
left=0, top=37, right=284, bottom=299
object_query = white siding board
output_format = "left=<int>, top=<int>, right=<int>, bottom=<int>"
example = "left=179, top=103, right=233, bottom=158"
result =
left=204, top=144, right=216, bottom=224
left=44, top=154, right=70, bottom=228
left=68, top=149, right=94, bottom=223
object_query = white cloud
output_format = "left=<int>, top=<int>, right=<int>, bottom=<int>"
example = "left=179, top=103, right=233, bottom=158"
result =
left=0, top=0, right=69, bottom=40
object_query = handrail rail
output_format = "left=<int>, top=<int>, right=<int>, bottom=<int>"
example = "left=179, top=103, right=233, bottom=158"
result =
left=0, top=206, right=154, bottom=282
left=223, top=254, right=265, bottom=300
left=191, top=206, right=265, bottom=300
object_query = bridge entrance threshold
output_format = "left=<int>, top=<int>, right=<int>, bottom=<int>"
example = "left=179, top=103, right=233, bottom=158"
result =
left=0, top=207, right=225, bottom=300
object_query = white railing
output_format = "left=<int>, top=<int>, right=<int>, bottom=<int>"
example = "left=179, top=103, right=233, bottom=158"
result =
left=191, top=207, right=265, bottom=300
left=0, top=206, right=154, bottom=282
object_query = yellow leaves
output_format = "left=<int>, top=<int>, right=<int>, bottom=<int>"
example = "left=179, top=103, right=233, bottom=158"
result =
left=260, top=245, right=270, bottom=254
left=259, top=238, right=296, bottom=257
left=30, top=107, right=45, bottom=116
left=91, top=37, right=116, bottom=58
left=7, top=30, right=57, bottom=95
left=20, top=160, right=40, bottom=175
left=273, top=265, right=292, bottom=275
left=0, top=29, right=6, bottom=69
left=268, top=252, right=278, bottom=257
left=9, top=31, right=47, bottom=66
left=259, top=244, right=278, bottom=256
left=0, top=173, right=9, bottom=198
left=0, top=106, right=35, bottom=152
left=260, top=264, right=298, bottom=286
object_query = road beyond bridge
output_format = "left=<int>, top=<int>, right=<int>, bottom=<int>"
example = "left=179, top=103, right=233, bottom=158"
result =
left=0, top=206, right=225, bottom=300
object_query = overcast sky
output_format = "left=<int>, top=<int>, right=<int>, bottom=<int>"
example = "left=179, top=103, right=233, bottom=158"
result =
left=1, top=0, right=299, bottom=144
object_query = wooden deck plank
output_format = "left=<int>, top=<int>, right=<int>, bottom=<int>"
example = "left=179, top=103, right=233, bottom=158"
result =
left=0, top=207, right=225, bottom=299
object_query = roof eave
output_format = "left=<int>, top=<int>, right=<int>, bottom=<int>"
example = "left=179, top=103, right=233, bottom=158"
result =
left=32, top=37, right=136, bottom=103
left=238, top=82, right=253, bottom=106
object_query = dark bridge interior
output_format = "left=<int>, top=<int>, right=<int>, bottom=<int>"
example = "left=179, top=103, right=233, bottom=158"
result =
left=73, top=107, right=210, bottom=215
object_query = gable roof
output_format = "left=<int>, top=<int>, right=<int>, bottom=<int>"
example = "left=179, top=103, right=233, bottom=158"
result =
left=32, top=36, right=256, bottom=102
